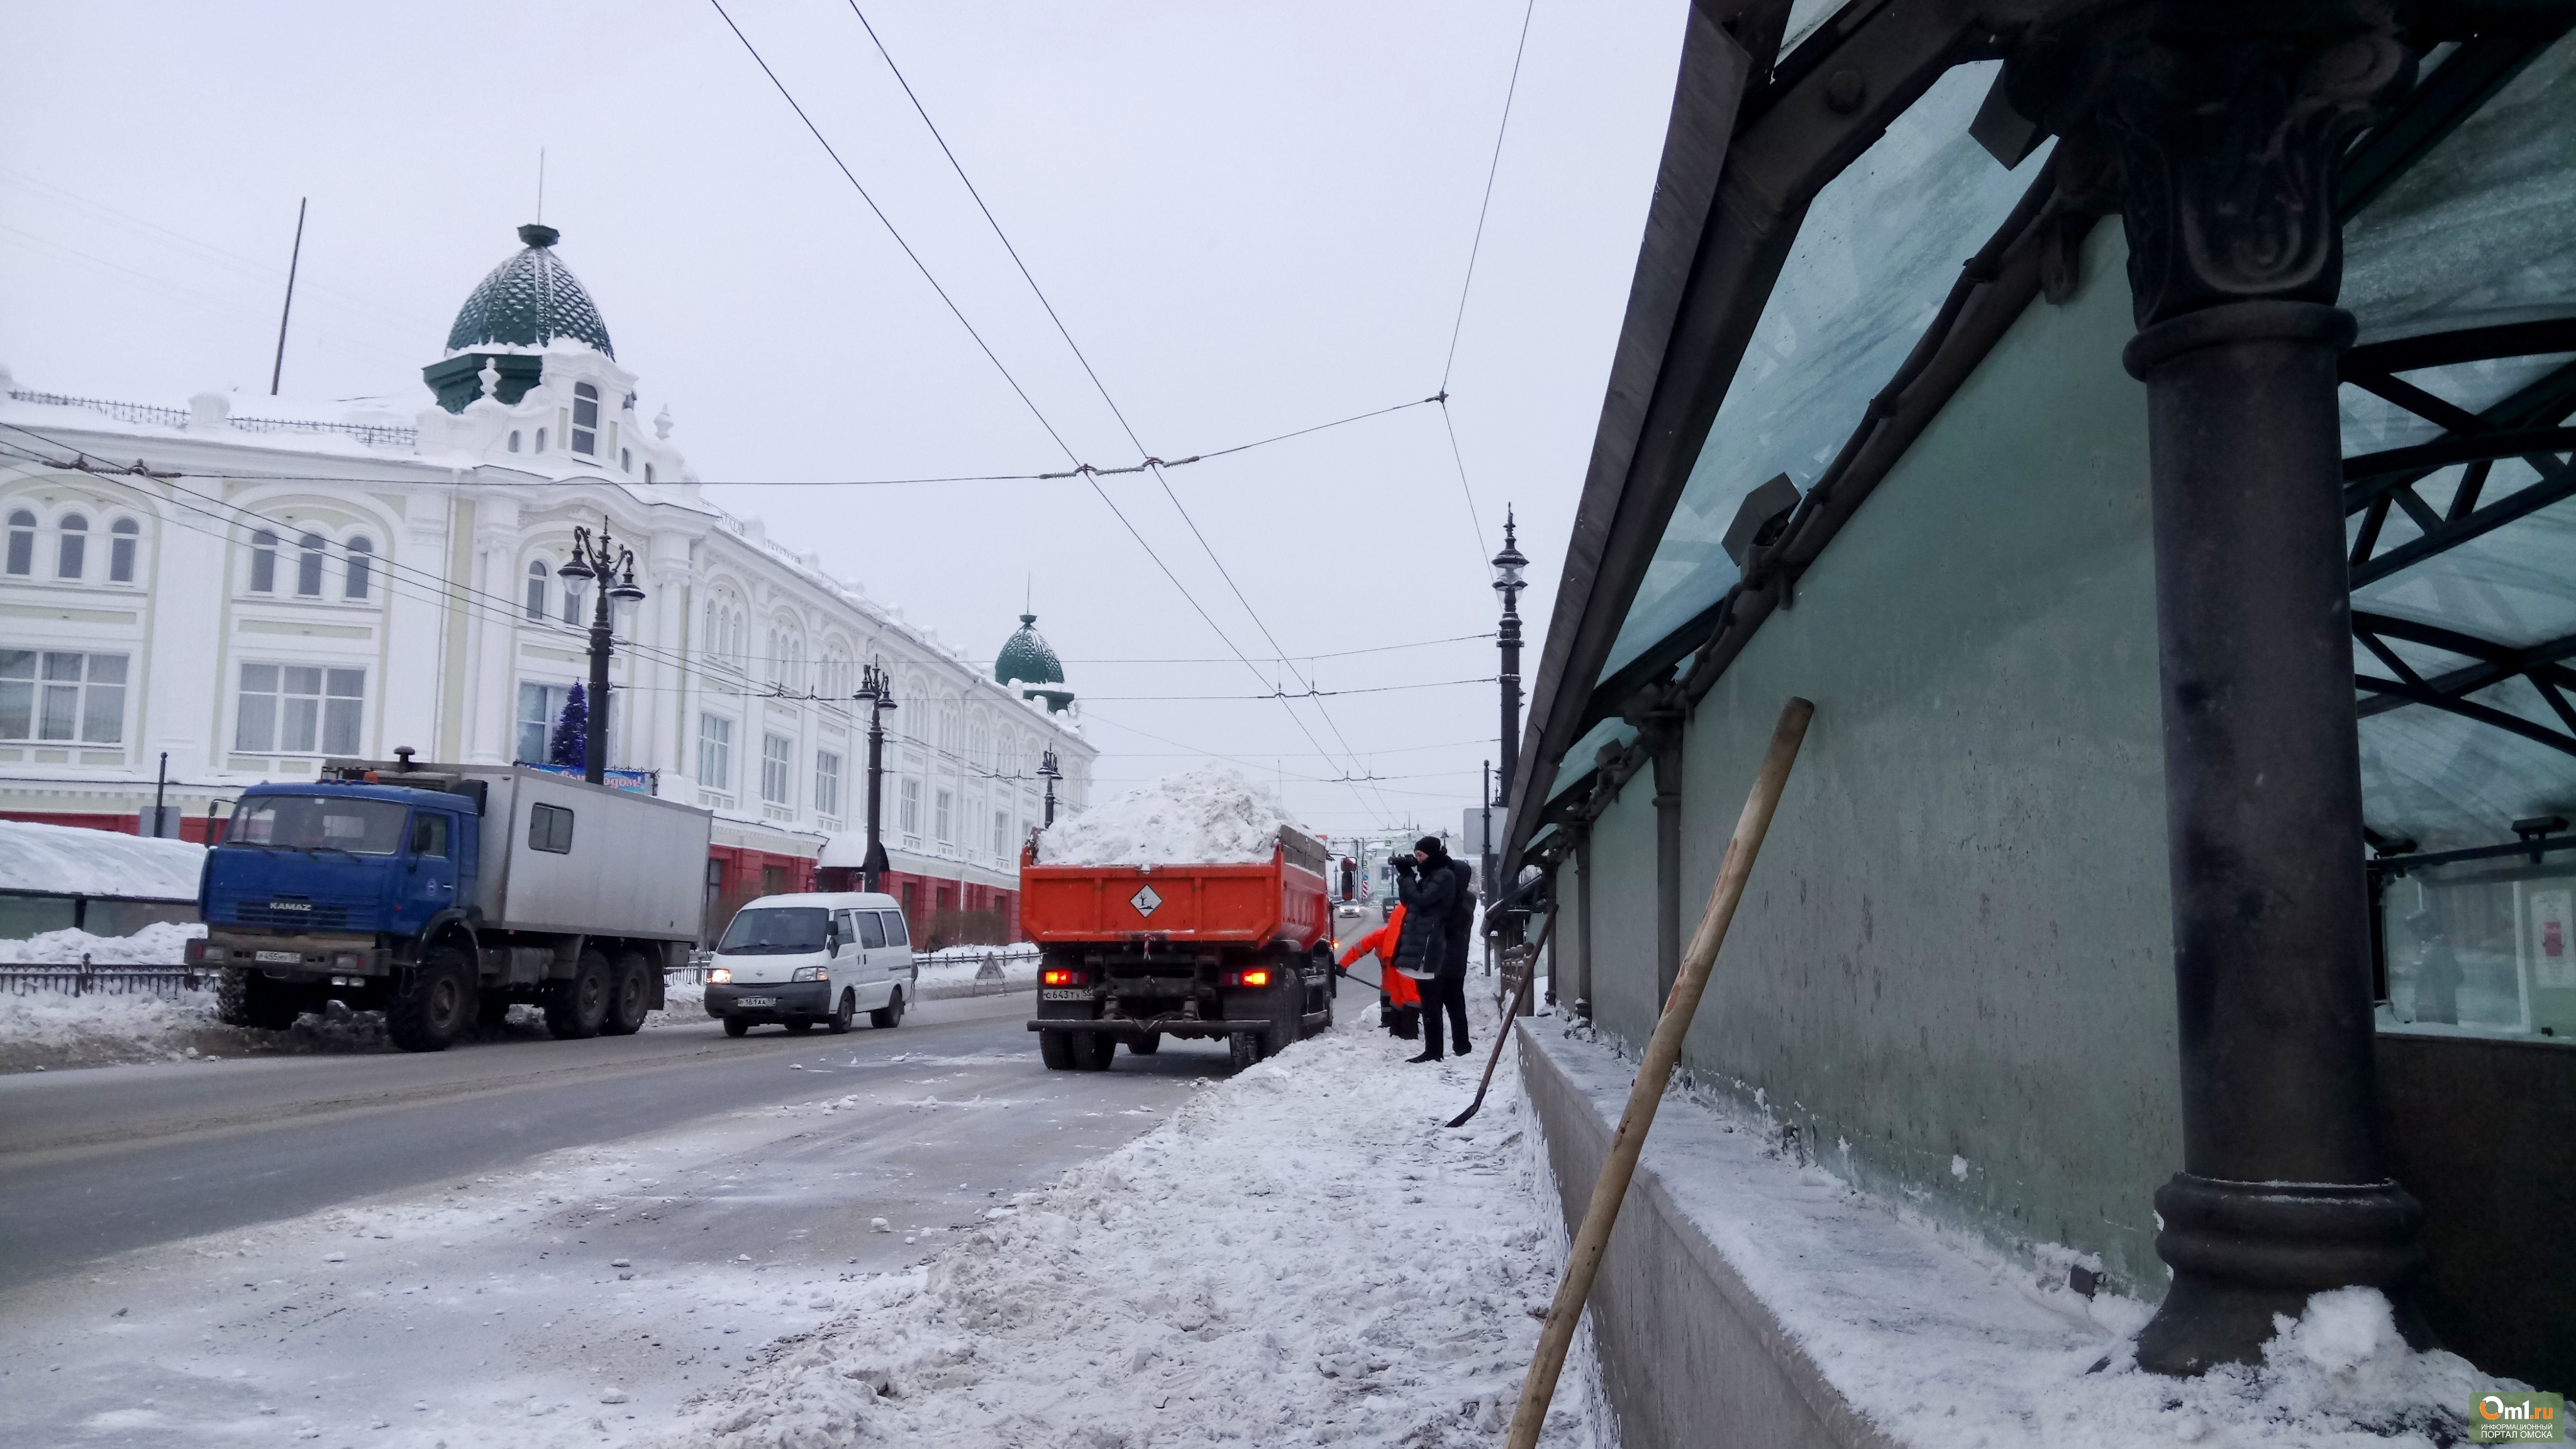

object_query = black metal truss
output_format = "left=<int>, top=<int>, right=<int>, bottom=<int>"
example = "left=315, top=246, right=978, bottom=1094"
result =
left=2341, top=319, right=2576, bottom=587
left=2353, top=611, right=2576, bottom=757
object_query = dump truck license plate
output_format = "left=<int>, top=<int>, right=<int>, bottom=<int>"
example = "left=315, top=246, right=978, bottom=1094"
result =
left=255, top=951, right=300, bottom=963
left=734, top=996, right=776, bottom=1008
left=1040, top=988, right=1092, bottom=1002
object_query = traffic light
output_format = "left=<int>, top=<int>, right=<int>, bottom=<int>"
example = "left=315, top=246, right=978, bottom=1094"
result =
left=1340, top=857, right=1356, bottom=901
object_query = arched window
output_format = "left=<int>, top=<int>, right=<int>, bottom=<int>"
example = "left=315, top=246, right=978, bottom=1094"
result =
left=970, top=719, right=989, bottom=772
left=109, top=518, right=140, bottom=583
left=562, top=570, right=587, bottom=625
left=535, top=427, right=547, bottom=453
left=343, top=536, right=372, bottom=599
left=572, top=383, right=599, bottom=455
left=620, top=448, right=632, bottom=473
left=56, top=513, right=87, bottom=579
left=644, top=462, right=656, bottom=484
left=296, top=533, right=326, bottom=596
left=527, top=561, right=549, bottom=621
left=5, top=510, right=33, bottom=575
left=508, top=430, right=522, bottom=453
left=249, top=529, right=278, bottom=592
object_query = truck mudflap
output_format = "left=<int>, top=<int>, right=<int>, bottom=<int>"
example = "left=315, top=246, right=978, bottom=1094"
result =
left=1024, top=1011, right=1330, bottom=1040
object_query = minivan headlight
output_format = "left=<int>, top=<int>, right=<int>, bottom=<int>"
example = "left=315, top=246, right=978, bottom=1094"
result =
left=791, top=966, right=829, bottom=982
left=707, top=967, right=733, bottom=984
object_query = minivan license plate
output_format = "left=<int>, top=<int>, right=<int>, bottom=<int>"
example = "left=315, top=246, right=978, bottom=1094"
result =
left=734, top=996, right=776, bottom=1008
left=1040, top=988, right=1092, bottom=1002
left=255, top=950, right=300, bottom=964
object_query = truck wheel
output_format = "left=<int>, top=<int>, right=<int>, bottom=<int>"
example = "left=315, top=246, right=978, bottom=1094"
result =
left=1228, top=1031, right=1260, bottom=1072
left=827, top=989, right=857, bottom=1034
left=723, top=1016, right=751, bottom=1038
left=1040, top=1030, right=1076, bottom=1070
left=217, top=968, right=304, bottom=1031
left=1074, top=1031, right=1117, bottom=1071
left=1265, top=984, right=1304, bottom=1058
left=601, top=953, right=654, bottom=1036
left=545, top=951, right=611, bottom=1040
left=387, top=949, right=472, bottom=1052
left=869, top=987, right=904, bottom=1030
left=1126, top=1031, right=1160, bottom=1056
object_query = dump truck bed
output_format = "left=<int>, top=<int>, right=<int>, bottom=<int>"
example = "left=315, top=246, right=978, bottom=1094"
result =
left=1020, top=827, right=1331, bottom=950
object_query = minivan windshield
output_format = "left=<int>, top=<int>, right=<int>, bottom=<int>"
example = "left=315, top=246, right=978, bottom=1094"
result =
left=717, top=907, right=830, bottom=955
left=225, top=795, right=408, bottom=855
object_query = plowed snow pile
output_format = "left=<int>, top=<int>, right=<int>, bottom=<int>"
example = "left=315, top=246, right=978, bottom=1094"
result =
left=0, top=818, right=204, bottom=899
left=1037, top=765, right=1296, bottom=866
left=653, top=1018, right=1616, bottom=1449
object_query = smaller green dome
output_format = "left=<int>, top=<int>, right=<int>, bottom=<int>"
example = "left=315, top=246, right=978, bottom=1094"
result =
left=996, top=613, right=1064, bottom=686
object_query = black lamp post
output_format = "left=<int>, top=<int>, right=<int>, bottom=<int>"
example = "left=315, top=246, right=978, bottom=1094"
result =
left=852, top=663, right=897, bottom=893
left=1491, top=511, right=1528, bottom=957
left=555, top=519, right=645, bottom=786
left=1038, top=747, right=1063, bottom=828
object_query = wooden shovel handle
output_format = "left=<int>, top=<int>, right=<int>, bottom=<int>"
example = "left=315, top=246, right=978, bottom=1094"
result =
left=1502, top=697, right=1813, bottom=1449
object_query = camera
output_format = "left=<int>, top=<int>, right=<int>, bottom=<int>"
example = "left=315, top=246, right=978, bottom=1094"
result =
left=1387, top=853, right=1414, bottom=874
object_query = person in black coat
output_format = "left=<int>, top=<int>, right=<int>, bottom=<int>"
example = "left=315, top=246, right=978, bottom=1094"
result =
left=1395, top=836, right=1474, bottom=1063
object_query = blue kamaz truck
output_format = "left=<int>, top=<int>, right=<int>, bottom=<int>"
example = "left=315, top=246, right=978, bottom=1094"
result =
left=189, top=755, right=713, bottom=1052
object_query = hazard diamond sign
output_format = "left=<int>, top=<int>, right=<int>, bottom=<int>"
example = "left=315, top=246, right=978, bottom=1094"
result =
left=1130, top=884, right=1163, bottom=918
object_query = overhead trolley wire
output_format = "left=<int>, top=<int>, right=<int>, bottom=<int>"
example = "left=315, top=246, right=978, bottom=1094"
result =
left=714, top=2, right=1389, bottom=821
left=1433, top=0, right=1539, bottom=572
left=841, top=2, right=1404, bottom=820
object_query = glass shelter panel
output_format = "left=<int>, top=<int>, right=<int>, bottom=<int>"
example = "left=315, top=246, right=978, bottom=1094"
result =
left=1599, top=61, right=2052, bottom=682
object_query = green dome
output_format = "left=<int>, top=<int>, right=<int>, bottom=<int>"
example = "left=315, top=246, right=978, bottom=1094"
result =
left=996, top=613, right=1064, bottom=686
left=445, top=223, right=614, bottom=358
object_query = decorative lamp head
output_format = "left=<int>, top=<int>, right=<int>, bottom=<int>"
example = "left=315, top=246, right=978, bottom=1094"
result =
left=1491, top=509, right=1528, bottom=594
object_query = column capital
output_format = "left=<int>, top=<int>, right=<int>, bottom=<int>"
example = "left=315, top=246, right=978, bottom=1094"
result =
left=2004, top=0, right=2415, bottom=326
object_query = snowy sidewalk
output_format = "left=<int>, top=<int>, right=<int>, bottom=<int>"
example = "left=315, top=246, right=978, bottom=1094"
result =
left=656, top=996, right=1614, bottom=1448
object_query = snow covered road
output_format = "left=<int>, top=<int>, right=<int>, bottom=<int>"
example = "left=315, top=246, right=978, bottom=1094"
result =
left=2, top=982, right=1614, bottom=1448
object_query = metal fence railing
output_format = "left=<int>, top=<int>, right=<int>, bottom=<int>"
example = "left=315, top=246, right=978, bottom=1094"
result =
left=1, top=958, right=203, bottom=996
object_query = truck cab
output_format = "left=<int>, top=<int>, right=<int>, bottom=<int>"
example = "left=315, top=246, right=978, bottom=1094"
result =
left=195, top=780, right=485, bottom=1045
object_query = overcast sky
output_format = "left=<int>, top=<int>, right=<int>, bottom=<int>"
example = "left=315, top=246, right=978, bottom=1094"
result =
left=1, top=0, right=1684, bottom=843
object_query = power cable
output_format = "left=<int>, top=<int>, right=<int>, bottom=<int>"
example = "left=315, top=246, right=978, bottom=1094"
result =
left=1433, top=0, right=1539, bottom=570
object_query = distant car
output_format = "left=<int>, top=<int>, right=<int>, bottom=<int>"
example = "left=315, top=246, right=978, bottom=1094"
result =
left=1336, top=901, right=1365, bottom=919
left=706, top=892, right=914, bottom=1036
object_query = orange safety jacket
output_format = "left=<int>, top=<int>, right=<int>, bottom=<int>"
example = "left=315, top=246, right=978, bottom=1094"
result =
left=1338, top=906, right=1419, bottom=1007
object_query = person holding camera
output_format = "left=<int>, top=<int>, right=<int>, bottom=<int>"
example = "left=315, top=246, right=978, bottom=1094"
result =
left=1391, top=836, right=1474, bottom=1063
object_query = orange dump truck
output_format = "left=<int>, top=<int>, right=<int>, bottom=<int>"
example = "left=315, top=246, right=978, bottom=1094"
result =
left=1021, top=826, right=1337, bottom=1072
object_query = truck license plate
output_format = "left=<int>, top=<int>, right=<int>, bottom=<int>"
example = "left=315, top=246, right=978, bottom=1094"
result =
left=1040, top=988, right=1092, bottom=1002
left=734, top=996, right=776, bottom=1008
left=254, top=951, right=301, bottom=964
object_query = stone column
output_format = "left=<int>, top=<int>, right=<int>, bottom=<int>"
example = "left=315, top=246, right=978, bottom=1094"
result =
left=2004, top=0, right=2423, bottom=1374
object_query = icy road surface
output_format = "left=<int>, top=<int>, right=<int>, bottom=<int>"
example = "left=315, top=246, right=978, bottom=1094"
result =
left=0, top=992, right=1223, bottom=1441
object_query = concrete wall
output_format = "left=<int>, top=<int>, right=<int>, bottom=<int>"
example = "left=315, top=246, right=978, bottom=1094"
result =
left=1585, top=226, right=2182, bottom=1291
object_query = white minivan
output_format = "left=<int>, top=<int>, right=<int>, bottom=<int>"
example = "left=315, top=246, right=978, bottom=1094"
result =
left=704, top=892, right=915, bottom=1036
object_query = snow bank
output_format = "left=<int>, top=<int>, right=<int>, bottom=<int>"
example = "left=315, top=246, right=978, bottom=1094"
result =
left=0, top=919, right=202, bottom=965
left=1036, top=765, right=1294, bottom=866
left=0, top=818, right=203, bottom=900
left=1530, top=1019, right=2516, bottom=1448
left=656, top=1008, right=1614, bottom=1448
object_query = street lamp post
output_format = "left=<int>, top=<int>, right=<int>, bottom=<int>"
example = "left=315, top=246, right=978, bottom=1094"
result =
left=852, top=663, right=898, bottom=894
left=555, top=519, right=646, bottom=786
left=1491, top=511, right=1528, bottom=974
left=1038, top=747, right=1063, bottom=828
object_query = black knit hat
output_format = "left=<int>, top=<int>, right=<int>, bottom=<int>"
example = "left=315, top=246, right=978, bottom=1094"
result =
left=1414, top=835, right=1445, bottom=857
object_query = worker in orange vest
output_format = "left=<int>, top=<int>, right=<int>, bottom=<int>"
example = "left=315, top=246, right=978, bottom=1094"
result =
left=1338, top=904, right=1421, bottom=1040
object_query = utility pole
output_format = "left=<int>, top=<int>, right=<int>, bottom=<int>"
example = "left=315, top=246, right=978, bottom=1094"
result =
left=1492, top=511, right=1528, bottom=972
left=854, top=663, right=897, bottom=892
left=269, top=197, right=307, bottom=396
left=555, top=518, right=645, bottom=785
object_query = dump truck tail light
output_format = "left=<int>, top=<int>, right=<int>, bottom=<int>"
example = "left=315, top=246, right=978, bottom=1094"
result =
left=1040, top=967, right=1087, bottom=987
left=1233, top=969, right=1272, bottom=988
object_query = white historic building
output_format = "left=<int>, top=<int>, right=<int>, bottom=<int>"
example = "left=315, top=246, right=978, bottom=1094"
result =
left=0, top=222, right=1092, bottom=938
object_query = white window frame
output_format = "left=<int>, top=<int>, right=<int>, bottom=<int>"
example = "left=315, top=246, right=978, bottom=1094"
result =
left=517, top=680, right=574, bottom=765
left=760, top=732, right=794, bottom=806
left=935, top=787, right=953, bottom=845
left=899, top=777, right=921, bottom=836
left=815, top=750, right=843, bottom=819
left=698, top=713, right=735, bottom=792
left=0, top=649, right=128, bottom=745
left=235, top=660, right=364, bottom=757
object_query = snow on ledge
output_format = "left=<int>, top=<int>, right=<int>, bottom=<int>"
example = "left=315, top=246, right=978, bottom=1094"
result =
left=1520, top=1018, right=2514, bottom=1447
